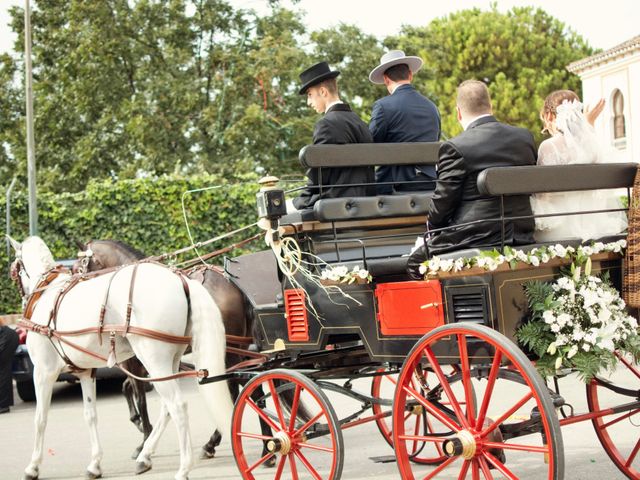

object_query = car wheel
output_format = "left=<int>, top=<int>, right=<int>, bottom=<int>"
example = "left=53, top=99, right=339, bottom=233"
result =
left=16, top=379, right=36, bottom=402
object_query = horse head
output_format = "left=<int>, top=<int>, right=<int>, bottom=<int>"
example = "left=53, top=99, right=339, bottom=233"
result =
left=8, top=236, right=57, bottom=295
left=73, top=240, right=101, bottom=274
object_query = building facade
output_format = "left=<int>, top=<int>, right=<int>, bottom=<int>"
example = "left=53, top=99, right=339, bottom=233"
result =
left=568, top=35, right=640, bottom=163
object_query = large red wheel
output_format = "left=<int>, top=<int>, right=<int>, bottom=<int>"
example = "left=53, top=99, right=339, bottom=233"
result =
left=372, top=367, right=472, bottom=464
left=586, top=352, right=640, bottom=479
left=393, top=323, right=564, bottom=479
left=232, top=369, right=344, bottom=480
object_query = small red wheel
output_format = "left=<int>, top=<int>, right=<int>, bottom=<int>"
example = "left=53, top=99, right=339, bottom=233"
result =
left=371, top=367, right=472, bottom=464
left=393, top=323, right=563, bottom=479
left=232, top=369, right=344, bottom=479
left=586, top=352, right=640, bottom=479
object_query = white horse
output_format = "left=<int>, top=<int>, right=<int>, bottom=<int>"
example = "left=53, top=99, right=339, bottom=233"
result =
left=9, top=236, right=234, bottom=480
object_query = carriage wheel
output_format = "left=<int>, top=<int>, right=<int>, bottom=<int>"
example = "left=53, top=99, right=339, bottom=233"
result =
left=393, top=323, right=564, bottom=479
left=586, top=352, right=640, bottom=479
left=232, top=369, right=344, bottom=480
left=371, top=366, right=473, bottom=464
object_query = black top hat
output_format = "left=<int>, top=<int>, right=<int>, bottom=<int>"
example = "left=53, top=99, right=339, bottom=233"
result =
left=299, top=61, right=340, bottom=95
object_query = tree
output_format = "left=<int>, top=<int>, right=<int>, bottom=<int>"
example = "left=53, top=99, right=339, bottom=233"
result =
left=2, top=0, right=310, bottom=193
left=386, top=6, right=595, bottom=142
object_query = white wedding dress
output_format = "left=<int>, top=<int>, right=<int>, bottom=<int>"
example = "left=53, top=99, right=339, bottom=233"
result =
left=530, top=101, right=627, bottom=242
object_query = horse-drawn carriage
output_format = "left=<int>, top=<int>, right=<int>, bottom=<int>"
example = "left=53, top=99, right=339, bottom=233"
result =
left=10, top=142, right=640, bottom=480
left=206, top=142, right=639, bottom=479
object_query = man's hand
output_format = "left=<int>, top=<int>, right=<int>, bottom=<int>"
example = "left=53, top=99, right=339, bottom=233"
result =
left=584, top=98, right=605, bottom=126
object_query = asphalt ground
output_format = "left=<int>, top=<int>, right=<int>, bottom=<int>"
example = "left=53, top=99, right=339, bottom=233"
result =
left=0, top=372, right=637, bottom=479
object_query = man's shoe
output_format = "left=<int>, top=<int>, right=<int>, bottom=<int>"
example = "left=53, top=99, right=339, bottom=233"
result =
left=0, top=406, right=10, bottom=414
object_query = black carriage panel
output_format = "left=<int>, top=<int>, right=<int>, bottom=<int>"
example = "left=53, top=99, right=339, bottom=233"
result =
left=299, top=142, right=441, bottom=168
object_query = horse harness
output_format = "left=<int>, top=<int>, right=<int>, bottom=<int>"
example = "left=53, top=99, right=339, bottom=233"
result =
left=15, top=261, right=209, bottom=382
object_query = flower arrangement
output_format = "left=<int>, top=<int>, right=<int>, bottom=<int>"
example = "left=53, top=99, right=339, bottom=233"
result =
left=320, top=265, right=372, bottom=285
left=516, top=262, right=640, bottom=382
left=419, top=240, right=626, bottom=277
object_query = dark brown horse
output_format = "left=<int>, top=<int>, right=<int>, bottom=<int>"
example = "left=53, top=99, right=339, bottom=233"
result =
left=73, top=239, right=258, bottom=461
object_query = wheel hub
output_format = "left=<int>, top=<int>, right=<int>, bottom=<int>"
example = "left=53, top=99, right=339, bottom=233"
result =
left=443, top=430, right=477, bottom=459
left=266, top=431, right=292, bottom=455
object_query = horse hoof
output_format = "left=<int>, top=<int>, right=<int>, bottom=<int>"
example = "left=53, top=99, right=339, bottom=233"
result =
left=199, top=448, right=215, bottom=460
left=135, top=462, right=152, bottom=475
left=23, top=474, right=38, bottom=480
left=131, top=445, right=143, bottom=460
left=85, top=470, right=102, bottom=479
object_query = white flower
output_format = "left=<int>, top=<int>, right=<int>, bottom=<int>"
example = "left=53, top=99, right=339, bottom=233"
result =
left=555, top=356, right=563, bottom=370
left=418, top=264, right=427, bottom=274
left=553, top=244, right=567, bottom=258
left=529, top=255, right=540, bottom=267
left=334, top=266, right=348, bottom=277
left=567, top=345, right=579, bottom=359
left=440, top=259, right=454, bottom=272
left=357, top=269, right=370, bottom=279
left=540, top=253, right=550, bottom=264
left=542, top=310, right=555, bottom=324
left=454, top=258, right=465, bottom=271
left=547, top=342, right=557, bottom=355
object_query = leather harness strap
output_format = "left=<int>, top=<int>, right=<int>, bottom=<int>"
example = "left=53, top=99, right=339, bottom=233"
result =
left=124, top=263, right=139, bottom=336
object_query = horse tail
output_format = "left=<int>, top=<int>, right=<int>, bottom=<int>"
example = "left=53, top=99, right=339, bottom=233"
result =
left=188, top=281, right=234, bottom=439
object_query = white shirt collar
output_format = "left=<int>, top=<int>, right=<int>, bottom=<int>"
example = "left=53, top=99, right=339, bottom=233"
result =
left=325, top=99, right=343, bottom=112
left=461, top=113, right=492, bottom=131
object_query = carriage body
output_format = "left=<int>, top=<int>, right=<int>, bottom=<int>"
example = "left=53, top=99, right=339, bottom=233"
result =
left=224, top=143, right=640, bottom=480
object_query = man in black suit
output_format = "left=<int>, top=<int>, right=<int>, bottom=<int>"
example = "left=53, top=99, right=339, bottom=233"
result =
left=292, top=62, right=374, bottom=211
left=369, top=50, right=441, bottom=194
left=408, top=80, right=536, bottom=278
left=0, top=325, right=19, bottom=414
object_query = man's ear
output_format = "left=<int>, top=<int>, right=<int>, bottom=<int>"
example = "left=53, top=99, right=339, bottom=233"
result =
left=456, top=106, right=462, bottom=122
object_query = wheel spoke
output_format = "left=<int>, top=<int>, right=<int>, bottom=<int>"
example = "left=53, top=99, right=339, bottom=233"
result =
left=617, top=352, right=640, bottom=380
left=299, top=441, right=334, bottom=453
left=601, top=408, right=640, bottom=429
left=288, top=384, right=302, bottom=431
left=293, top=411, right=324, bottom=437
left=288, top=453, right=299, bottom=480
left=398, top=434, right=446, bottom=444
left=625, top=438, right=640, bottom=467
left=268, top=379, right=287, bottom=429
left=477, top=456, right=494, bottom=479
left=483, top=451, right=517, bottom=479
left=421, top=454, right=459, bottom=480
left=402, top=381, right=461, bottom=432
left=247, top=398, right=281, bottom=432
left=458, top=459, right=471, bottom=480
left=274, top=455, right=287, bottom=480
left=411, top=414, right=421, bottom=453
left=294, top=449, right=323, bottom=480
left=482, top=441, right=548, bottom=454
left=424, top=346, right=471, bottom=429
left=457, top=334, right=476, bottom=427
left=425, top=414, right=445, bottom=456
left=476, top=350, right=502, bottom=429
left=471, top=459, right=480, bottom=480
left=246, top=451, right=277, bottom=474
left=480, top=391, right=533, bottom=438
left=237, top=431, right=272, bottom=441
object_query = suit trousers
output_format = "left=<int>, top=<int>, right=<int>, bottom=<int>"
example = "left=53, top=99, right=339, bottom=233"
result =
left=0, top=326, right=19, bottom=408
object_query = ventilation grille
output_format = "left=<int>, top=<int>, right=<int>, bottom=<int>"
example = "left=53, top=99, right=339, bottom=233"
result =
left=448, top=287, right=489, bottom=325
left=284, top=289, right=309, bottom=341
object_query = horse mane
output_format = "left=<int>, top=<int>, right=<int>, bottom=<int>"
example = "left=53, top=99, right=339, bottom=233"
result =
left=92, top=239, right=146, bottom=260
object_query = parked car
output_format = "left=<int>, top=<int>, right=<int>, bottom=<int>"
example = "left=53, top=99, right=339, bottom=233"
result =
left=10, top=259, right=125, bottom=402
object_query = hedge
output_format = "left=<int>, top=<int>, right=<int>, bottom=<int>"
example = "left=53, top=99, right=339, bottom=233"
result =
left=0, top=173, right=267, bottom=313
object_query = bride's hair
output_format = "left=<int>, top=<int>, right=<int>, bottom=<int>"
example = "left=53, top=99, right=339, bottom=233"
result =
left=540, top=90, right=579, bottom=134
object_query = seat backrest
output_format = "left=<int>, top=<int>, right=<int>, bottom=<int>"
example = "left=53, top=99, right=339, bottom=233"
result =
left=299, top=142, right=440, bottom=168
left=477, top=163, right=637, bottom=196
left=313, top=193, right=431, bottom=222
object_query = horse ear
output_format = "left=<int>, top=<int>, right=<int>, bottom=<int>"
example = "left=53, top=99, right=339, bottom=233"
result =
left=75, top=239, right=87, bottom=251
left=6, top=235, right=21, bottom=251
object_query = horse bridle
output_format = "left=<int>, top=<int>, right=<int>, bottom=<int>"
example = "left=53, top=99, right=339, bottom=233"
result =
left=10, top=257, right=27, bottom=299
left=76, top=242, right=103, bottom=274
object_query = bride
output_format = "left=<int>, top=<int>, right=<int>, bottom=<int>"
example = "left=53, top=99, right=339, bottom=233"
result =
left=531, top=90, right=627, bottom=242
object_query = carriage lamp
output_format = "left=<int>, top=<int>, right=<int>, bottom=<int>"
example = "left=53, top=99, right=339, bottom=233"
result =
left=256, top=175, right=287, bottom=221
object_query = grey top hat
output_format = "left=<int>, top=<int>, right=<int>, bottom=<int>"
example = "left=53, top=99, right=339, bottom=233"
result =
left=369, top=50, right=423, bottom=84
left=299, top=61, right=340, bottom=95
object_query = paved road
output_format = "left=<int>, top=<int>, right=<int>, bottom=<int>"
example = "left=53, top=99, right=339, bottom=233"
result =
left=0, top=373, right=636, bottom=479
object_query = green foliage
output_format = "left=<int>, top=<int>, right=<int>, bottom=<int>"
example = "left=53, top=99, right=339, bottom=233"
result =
left=387, top=6, right=594, bottom=141
left=0, top=173, right=261, bottom=313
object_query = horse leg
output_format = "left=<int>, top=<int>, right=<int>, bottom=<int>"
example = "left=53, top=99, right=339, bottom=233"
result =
left=200, top=375, right=238, bottom=460
left=134, top=404, right=171, bottom=474
left=122, top=377, right=142, bottom=431
left=23, top=367, right=57, bottom=480
left=126, top=358, right=154, bottom=459
left=77, top=372, right=103, bottom=479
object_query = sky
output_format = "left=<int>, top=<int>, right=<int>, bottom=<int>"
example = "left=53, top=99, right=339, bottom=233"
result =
left=0, top=0, right=638, bottom=55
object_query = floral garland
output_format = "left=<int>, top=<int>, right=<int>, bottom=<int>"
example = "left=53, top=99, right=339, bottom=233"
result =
left=320, top=265, right=372, bottom=284
left=516, top=263, right=640, bottom=382
left=419, top=240, right=626, bottom=277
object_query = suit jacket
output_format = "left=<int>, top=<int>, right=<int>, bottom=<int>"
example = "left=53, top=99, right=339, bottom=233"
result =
left=293, top=103, right=375, bottom=210
left=407, top=116, right=537, bottom=276
left=369, top=84, right=441, bottom=194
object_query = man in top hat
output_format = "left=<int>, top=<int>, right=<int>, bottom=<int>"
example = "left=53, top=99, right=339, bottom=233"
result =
left=292, top=61, right=375, bottom=211
left=369, top=50, right=441, bottom=194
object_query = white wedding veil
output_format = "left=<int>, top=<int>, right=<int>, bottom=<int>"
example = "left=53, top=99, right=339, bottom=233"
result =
left=554, top=100, right=602, bottom=165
